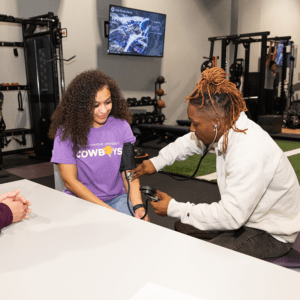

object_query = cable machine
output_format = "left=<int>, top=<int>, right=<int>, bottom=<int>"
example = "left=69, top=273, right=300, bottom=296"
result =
left=205, top=32, right=269, bottom=121
left=0, top=12, right=73, bottom=174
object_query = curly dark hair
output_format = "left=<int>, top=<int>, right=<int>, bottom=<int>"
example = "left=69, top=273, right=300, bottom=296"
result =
left=49, top=69, right=132, bottom=155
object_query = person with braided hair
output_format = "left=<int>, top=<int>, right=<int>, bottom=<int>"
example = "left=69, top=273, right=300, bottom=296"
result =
left=131, top=67, right=300, bottom=259
left=49, top=69, right=149, bottom=221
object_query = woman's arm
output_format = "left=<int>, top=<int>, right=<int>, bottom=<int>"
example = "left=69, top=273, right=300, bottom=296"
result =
left=121, top=172, right=150, bottom=221
left=272, top=41, right=278, bottom=61
left=266, top=40, right=273, bottom=66
left=58, top=163, right=115, bottom=210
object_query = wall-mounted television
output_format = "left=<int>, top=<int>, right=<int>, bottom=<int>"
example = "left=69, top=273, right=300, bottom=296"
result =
left=275, top=42, right=284, bottom=66
left=107, top=5, right=166, bottom=57
left=275, top=41, right=291, bottom=67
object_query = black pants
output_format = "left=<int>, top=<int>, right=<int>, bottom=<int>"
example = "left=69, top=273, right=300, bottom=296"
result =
left=174, top=220, right=293, bottom=259
left=264, top=89, right=275, bottom=115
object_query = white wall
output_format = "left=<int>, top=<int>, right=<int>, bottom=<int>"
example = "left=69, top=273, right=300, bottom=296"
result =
left=0, top=0, right=231, bottom=153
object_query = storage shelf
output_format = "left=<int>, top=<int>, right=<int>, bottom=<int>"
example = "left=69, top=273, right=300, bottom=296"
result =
left=0, top=85, right=29, bottom=91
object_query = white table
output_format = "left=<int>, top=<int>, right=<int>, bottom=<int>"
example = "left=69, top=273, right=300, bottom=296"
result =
left=0, top=180, right=299, bottom=300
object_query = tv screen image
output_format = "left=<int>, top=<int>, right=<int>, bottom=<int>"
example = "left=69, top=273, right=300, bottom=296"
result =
left=275, top=42, right=284, bottom=66
left=108, top=5, right=166, bottom=57
left=275, top=41, right=291, bottom=67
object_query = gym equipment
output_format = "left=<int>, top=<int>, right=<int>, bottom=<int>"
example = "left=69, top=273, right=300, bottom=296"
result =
left=132, top=113, right=141, bottom=125
left=206, top=32, right=297, bottom=122
left=127, top=97, right=138, bottom=106
left=154, top=76, right=166, bottom=112
left=136, top=124, right=189, bottom=145
left=157, top=100, right=165, bottom=108
left=129, top=77, right=167, bottom=145
left=0, top=12, right=73, bottom=159
left=207, top=32, right=269, bottom=118
left=141, top=96, right=151, bottom=105
left=151, top=112, right=160, bottom=123
left=284, top=100, right=300, bottom=128
left=157, top=112, right=165, bottom=123
left=156, top=76, right=165, bottom=84
left=139, top=113, right=147, bottom=124
left=0, top=93, right=9, bottom=177
left=200, top=56, right=218, bottom=73
left=257, top=115, right=283, bottom=134
left=18, top=91, right=24, bottom=111
left=201, top=60, right=212, bottom=73
left=176, top=120, right=191, bottom=126
left=156, top=88, right=164, bottom=96
left=145, top=112, right=154, bottom=123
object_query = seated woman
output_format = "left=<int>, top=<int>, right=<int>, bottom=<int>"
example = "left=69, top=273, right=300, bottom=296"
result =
left=49, top=69, right=149, bottom=221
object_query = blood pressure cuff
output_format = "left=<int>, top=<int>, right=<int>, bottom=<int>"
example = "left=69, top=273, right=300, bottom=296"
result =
left=120, top=143, right=136, bottom=172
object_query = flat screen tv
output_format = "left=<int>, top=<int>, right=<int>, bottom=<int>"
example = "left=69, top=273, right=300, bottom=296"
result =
left=275, top=41, right=291, bottom=67
left=275, top=42, right=284, bottom=66
left=107, top=5, right=166, bottom=57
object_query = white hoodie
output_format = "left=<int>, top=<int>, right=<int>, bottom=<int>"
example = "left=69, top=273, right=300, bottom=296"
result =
left=150, top=112, right=300, bottom=243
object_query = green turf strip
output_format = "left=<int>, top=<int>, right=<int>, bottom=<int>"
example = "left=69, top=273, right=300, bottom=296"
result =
left=288, top=154, right=300, bottom=183
left=162, top=140, right=300, bottom=182
left=275, top=140, right=300, bottom=151
left=162, top=153, right=216, bottom=177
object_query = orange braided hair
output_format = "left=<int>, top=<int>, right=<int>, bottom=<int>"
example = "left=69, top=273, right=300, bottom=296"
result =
left=186, top=67, right=248, bottom=153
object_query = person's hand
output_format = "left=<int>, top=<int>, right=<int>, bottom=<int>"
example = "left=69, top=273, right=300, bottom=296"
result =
left=2, top=198, right=31, bottom=223
left=135, top=208, right=150, bottom=222
left=270, top=40, right=274, bottom=45
left=131, top=160, right=156, bottom=180
left=149, top=190, right=172, bottom=217
left=0, top=189, right=20, bottom=203
left=14, top=193, right=32, bottom=206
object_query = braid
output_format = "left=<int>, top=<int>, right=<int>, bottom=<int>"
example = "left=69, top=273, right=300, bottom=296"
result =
left=186, top=67, right=248, bottom=153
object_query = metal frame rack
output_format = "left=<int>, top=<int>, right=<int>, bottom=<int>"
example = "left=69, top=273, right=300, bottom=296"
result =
left=0, top=12, right=69, bottom=168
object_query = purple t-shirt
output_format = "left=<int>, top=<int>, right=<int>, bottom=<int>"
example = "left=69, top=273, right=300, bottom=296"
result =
left=51, top=116, right=136, bottom=202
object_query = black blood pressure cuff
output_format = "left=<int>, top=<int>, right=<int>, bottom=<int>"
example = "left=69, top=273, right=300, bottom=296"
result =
left=120, top=143, right=136, bottom=173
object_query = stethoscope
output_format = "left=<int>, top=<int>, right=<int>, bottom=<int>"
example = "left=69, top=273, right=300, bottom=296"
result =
left=125, top=123, right=219, bottom=219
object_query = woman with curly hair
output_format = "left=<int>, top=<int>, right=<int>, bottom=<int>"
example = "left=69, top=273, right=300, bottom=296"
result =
left=49, top=69, right=149, bottom=220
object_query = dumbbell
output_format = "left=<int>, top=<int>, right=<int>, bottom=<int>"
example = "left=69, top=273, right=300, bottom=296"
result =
left=127, top=98, right=133, bottom=106
left=151, top=112, right=160, bottom=123
left=156, top=76, right=165, bottom=84
left=157, top=113, right=165, bottom=124
left=156, top=88, right=164, bottom=96
left=127, top=98, right=137, bottom=106
left=139, top=113, right=147, bottom=124
left=145, top=112, right=154, bottom=123
left=146, top=96, right=153, bottom=105
left=132, top=113, right=141, bottom=125
left=141, top=96, right=149, bottom=105
left=136, top=99, right=143, bottom=106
